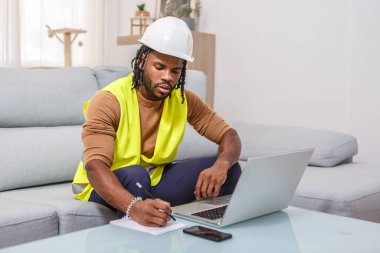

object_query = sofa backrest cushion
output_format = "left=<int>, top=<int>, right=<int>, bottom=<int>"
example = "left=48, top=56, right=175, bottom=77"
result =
left=94, top=66, right=132, bottom=89
left=234, top=123, right=358, bottom=167
left=0, top=67, right=98, bottom=127
left=184, top=70, right=207, bottom=101
left=0, top=126, right=82, bottom=192
left=175, top=124, right=218, bottom=161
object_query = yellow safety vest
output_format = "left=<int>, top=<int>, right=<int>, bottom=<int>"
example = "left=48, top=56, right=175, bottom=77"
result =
left=72, top=73, right=187, bottom=201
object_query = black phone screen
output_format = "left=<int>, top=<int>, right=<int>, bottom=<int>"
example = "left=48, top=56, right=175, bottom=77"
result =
left=183, top=225, right=232, bottom=242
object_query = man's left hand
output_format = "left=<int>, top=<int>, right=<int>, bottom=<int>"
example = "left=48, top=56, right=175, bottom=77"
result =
left=194, top=163, right=229, bottom=200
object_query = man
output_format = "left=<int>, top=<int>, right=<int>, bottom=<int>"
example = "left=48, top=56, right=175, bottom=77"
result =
left=72, top=17, right=242, bottom=227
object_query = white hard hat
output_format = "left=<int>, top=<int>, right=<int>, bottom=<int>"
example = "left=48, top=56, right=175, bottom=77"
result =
left=139, top=16, right=194, bottom=62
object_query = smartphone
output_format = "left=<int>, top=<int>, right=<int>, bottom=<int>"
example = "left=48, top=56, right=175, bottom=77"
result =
left=183, top=225, right=232, bottom=242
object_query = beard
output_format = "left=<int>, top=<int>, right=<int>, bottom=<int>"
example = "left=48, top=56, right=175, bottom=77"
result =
left=142, top=72, right=175, bottom=101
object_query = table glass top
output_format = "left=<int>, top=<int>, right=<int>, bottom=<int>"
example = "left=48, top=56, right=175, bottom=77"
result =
left=1, top=207, right=380, bottom=253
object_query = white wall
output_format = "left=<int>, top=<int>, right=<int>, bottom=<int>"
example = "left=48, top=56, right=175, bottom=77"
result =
left=196, top=0, right=380, bottom=164
left=348, top=0, right=380, bottom=163
left=198, top=0, right=351, bottom=130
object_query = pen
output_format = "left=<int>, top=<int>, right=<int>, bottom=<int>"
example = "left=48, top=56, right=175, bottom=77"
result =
left=136, top=182, right=176, bottom=221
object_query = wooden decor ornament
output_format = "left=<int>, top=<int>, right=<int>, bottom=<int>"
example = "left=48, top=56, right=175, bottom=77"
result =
left=46, top=25, right=87, bottom=67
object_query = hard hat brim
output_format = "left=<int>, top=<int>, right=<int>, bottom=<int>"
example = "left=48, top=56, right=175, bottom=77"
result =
left=139, top=39, right=194, bottom=62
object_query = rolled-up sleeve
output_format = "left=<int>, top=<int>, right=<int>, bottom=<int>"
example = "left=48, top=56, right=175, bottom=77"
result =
left=186, top=89, right=231, bottom=144
left=82, top=91, right=120, bottom=167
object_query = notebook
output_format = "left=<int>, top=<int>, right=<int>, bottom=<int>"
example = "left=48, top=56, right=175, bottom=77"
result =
left=110, top=218, right=186, bottom=236
left=172, top=149, right=314, bottom=227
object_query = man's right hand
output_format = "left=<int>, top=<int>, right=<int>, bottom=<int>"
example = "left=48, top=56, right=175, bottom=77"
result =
left=129, top=198, right=173, bottom=227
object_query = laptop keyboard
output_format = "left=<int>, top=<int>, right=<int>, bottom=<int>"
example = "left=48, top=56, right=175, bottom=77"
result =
left=191, top=205, right=227, bottom=220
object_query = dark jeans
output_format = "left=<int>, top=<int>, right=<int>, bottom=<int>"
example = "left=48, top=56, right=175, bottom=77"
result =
left=89, top=156, right=242, bottom=217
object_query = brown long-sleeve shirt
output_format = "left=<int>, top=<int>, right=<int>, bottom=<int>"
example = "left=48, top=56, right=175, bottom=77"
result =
left=83, top=88, right=231, bottom=167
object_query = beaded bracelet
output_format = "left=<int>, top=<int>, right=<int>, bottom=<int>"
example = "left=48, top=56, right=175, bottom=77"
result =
left=125, top=196, right=142, bottom=220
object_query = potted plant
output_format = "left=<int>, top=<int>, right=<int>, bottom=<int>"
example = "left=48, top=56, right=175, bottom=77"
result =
left=135, top=3, right=150, bottom=17
left=163, top=0, right=201, bottom=30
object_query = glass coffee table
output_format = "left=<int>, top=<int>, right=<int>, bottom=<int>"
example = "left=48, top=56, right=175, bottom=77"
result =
left=1, top=207, right=380, bottom=253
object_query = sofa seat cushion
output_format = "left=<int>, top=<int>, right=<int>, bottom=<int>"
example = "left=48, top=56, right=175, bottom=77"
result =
left=291, top=162, right=380, bottom=222
left=0, top=198, right=58, bottom=249
left=0, top=183, right=118, bottom=234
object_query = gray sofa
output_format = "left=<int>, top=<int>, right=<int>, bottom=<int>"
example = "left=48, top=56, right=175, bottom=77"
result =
left=0, top=66, right=379, bottom=249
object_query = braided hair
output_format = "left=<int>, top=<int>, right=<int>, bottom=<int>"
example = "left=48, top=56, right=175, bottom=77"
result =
left=130, top=45, right=187, bottom=103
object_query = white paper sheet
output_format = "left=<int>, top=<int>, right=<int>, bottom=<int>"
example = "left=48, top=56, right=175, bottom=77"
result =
left=110, top=218, right=186, bottom=236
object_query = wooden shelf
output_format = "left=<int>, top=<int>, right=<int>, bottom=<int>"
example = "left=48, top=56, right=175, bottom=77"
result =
left=117, top=31, right=215, bottom=107
left=117, top=35, right=141, bottom=45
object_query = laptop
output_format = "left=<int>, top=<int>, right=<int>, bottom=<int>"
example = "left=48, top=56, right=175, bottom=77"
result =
left=172, top=149, right=314, bottom=227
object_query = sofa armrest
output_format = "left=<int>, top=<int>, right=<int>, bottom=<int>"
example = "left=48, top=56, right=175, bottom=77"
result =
left=231, top=121, right=358, bottom=167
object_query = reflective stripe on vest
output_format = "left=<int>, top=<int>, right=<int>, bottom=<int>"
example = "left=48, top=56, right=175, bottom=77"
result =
left=72, top=73, right=187, bottom=201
